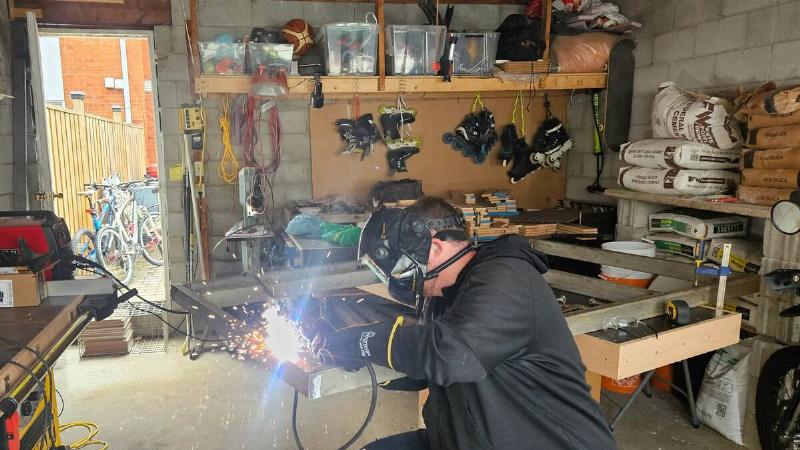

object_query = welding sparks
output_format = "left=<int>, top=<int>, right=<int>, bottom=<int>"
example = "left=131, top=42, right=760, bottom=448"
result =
left=230, top=305, right=309, bottom=364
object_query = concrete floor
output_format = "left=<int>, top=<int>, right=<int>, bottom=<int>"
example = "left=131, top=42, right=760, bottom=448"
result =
left=53, top=340, right=745, bottom=450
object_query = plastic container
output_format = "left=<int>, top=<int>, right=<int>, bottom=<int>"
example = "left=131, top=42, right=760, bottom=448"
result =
left=320, top=23, right=379, bottom=76
left=387, top=25, right=446, bottom=75
left=199, top=42, right=246, bottom=75
left=247, top=43, right=294, bottom=73
left=599, top=241, right=656, bottom=287
left=449, top=32, right=500, bottom=75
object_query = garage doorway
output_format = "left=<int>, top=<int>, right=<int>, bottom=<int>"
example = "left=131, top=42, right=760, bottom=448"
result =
left=32, top=24, right=171, bottom=354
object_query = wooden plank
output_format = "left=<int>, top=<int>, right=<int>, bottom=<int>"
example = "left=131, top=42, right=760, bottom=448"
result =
left=544, top=270, right=655, bottom=302
left=195, top=73, right=608, bottom=96
left=309, top=95, right=567, bottom=209
left=576, top=309, right=741, bottom=379
left=532, top=240, right=698, bottom=281
left=564, top=274, right=759, bottom=335
left=604, top=188, right=771, bottom=219
left=542, top=0, right=553, bottom=61
left=376, top=0, right=386, bottom=91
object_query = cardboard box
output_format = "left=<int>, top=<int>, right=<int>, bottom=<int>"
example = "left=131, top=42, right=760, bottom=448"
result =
left=0, top=266, right=46, bottom=308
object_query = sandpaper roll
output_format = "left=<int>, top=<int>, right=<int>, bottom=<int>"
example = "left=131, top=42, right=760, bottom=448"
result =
left=737, top=185, right=798, bottom=206
left=746, top=124, right=800, bottom=149
left=742, top=147, right=800, bottom=169
left=741, top=168, right=800, bottom=189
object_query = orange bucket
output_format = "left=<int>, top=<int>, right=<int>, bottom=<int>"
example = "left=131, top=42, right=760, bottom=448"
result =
left=651, top=365, right=673, bottom=393
left=602, top=374, right=642, bottom=395
left=598, top=274, right=653, bottom=288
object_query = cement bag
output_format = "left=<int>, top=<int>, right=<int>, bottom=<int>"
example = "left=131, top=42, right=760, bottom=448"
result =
left=737, top=83, right=800, bottom=128
left=649, top=209, right=748, bottom=239
left=741, top=168, right=800, bottom=189
left=643, top=233, right=704, bottom=259
left=652, top=82, right=743, bottom=150
left=696, top=341, right=760, bottom=445
left=551, top=32, right=617, bottom=73
left=618, top=166, right=740, bottom=196
left=746, top=124, right=800, bottom=149
left=620, top=139, right=740, bottom=169
left=737, top=185, right=798, bottom=206
left=742, top=147, right=800, bottom=169
left=708, top=238, right=762, bottom=273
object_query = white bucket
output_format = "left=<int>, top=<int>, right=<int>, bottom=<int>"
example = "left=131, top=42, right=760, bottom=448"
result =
left=600, top=241, right=656, bottom=280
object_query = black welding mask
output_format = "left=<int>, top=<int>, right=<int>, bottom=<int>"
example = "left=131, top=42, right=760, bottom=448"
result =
left=358, top=206, right=474, bottom=316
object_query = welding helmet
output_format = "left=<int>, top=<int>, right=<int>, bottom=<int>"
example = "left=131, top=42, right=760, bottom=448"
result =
left=358, top=204, right=474, bottom=316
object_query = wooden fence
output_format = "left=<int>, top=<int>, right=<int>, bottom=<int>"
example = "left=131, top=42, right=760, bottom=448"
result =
left=46, top=98, right=146, bottom=236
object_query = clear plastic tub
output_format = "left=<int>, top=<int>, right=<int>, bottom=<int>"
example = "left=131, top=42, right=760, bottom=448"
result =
left=199, top=42, right=246, bottom=75
left=449, top=32, right=500, bottom=75
left=320, top=23, right=379, bottom=76
left=247, top=43, right=294, bottom=73
left=387, top=25, right=446, bottom=76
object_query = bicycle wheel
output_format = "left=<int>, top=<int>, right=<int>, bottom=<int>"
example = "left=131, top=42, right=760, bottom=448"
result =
left=757, top=346, right=800, bottom=450
left=96, top=226, right=135, bottom=285
left=70, top=228, right=97, bottom=261
left=139, top=212, right=164, bottom=266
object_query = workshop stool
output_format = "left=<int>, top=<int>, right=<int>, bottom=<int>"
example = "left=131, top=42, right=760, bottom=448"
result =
left=604, top=359, right=700, bottom=430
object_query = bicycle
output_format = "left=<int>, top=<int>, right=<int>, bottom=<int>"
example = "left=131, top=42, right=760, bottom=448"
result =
left=95, top=178, right=163, bottom=284
left=71, top=181, right=115, bottom=262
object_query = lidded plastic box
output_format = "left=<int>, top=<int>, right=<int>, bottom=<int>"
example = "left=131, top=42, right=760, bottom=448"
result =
left=448, top=32, right=500, bottom=75
left=247, top=43, right=294, bottom=73
left=199, top=42, right=246, bottom=75
left=387, top=25, right=446, bottom=75
left=320, top=23, right=379, bottom=76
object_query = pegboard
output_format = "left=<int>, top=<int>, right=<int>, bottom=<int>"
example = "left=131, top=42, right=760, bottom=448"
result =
left=309, top=92, right=569, bottom=209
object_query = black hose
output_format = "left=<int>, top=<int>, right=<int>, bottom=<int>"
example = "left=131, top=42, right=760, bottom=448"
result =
left=292, top=362, right=379, bottom=450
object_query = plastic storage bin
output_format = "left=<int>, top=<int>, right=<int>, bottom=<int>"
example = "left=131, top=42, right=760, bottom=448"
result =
left=449, top=32, right=500, bottom=75
left=199, top=42, right=246, bottom=75
left=247, top=43, right=294, bottom=73
left=387, top=25, right=446, bottom=75
left=321, top=23, right=379, bottom=76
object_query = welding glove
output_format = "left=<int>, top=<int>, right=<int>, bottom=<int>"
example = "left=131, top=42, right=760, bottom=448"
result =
left=311, top=317, right=404, bottom=372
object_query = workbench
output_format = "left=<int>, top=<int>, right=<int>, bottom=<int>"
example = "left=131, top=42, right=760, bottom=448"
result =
left=0, top=294, right=93, bottom=407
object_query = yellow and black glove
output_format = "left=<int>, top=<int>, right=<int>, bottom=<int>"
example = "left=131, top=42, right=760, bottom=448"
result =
left=311, top=317, right=405, bottom=372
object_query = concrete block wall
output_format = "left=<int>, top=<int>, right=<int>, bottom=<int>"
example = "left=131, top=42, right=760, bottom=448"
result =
left=0, top=6, right=12, bottom=210
left=154, top=1, right=524, bottom=280
left=565, top=0, right=800, bottom=204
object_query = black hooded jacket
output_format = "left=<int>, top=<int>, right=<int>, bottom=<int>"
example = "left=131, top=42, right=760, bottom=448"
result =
left=390, top=235, right=617, bottom=450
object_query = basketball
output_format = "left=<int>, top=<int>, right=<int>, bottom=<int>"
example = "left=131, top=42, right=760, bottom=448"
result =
left=281, top=19, right=314, bottom=58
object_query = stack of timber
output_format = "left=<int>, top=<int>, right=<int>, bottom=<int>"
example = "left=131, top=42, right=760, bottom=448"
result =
left=79, top=315, right=133, bottom=357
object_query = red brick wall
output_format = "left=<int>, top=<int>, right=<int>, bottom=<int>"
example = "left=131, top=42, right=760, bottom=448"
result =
left=59, top=36, right=158, bottom=176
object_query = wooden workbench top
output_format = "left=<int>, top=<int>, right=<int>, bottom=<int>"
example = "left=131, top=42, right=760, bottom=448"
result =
left=0, top=295, right=84, bottom=399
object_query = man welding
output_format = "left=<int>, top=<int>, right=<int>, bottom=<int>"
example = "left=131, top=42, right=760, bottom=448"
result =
left=314, top=196, right=617, bottom=450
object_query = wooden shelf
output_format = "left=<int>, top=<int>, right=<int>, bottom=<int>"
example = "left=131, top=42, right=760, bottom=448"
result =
left=195, top=73, right=607, bottom=97
left=605, top=188, right=772, bottom=219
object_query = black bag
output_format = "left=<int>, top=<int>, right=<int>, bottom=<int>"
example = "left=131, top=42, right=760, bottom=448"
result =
left=367, top=179, right=423, bottom=208
left=496, top=14, right=545, bottom=61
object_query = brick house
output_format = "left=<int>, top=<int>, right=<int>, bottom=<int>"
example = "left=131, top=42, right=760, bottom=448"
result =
left=40, top=35, right=158, bottom=176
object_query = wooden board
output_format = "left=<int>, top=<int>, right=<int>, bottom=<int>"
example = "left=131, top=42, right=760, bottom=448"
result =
left=575, top=308, right=741, bottom=380
left=604, top=189, right=772, bottom=219
left=195, top=74, right=607, bottom=96
left=310, top=94, right=568, bottom=209
left=0, top=295, right=84, bottom=399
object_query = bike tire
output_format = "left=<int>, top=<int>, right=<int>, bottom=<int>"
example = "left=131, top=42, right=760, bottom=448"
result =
left=139, top=212, right=164, bottom=267
left=757, top=346, right=800, bottom=450
left=70, top=228, right=97, bottom=261
left=95, top=226, right=135, bottom=285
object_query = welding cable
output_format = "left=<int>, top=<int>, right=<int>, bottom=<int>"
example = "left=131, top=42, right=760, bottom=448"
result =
left=291, top=362, right=378, bottom=450
left=72, top=259, right=228, bottom=344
